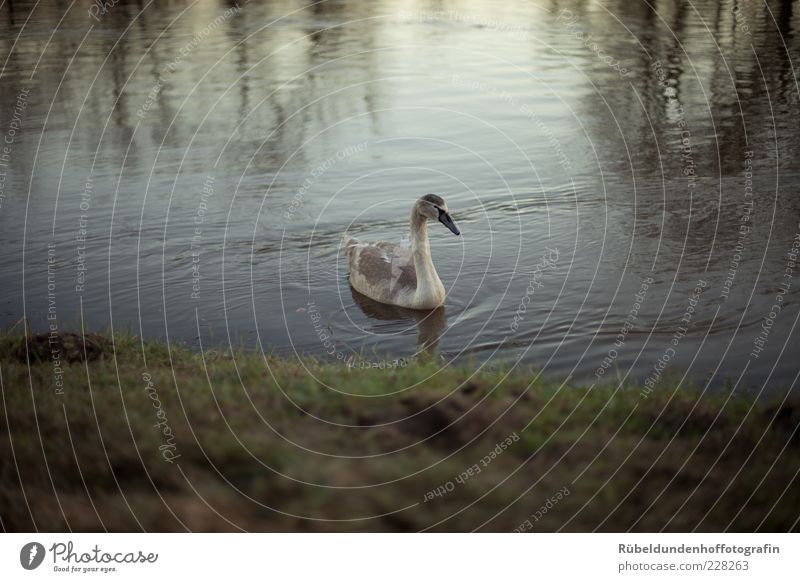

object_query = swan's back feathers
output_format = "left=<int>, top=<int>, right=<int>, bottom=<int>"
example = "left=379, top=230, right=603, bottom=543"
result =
left=342, top=193, right=455, bottom=309
left=344, top=238, right=416, bottom=305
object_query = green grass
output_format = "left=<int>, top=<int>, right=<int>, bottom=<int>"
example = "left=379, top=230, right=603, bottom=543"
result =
left=1, top=330, right=798, bottom=532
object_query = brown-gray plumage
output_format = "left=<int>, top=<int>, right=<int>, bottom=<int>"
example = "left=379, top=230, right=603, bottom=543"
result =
left=343, top=194, right=460, bottom=310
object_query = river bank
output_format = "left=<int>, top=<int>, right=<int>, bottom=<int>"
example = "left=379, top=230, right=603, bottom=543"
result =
left=1, top=332, right=798, bottom=532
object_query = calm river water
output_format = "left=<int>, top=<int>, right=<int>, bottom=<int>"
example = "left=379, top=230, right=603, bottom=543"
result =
left=1, top=0, right=799, bottom=391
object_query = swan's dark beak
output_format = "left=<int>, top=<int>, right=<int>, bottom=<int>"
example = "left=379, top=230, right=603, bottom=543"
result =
left=438, top=210, right=460, bottom=235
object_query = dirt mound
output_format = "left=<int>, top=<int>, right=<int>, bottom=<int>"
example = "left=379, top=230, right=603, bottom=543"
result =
left=8, top=332, right=111, bottom=363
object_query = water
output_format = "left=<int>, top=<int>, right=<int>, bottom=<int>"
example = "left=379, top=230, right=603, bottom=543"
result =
left=2, top=0, right=799, bottom=391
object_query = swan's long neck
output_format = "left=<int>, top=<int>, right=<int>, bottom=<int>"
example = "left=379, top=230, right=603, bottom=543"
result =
left=411, top=212, right=444, bottom=306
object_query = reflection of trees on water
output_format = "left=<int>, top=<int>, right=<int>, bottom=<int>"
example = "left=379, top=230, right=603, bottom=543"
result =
left=212, top=1, right=389, bottom=184
left=0, top=0, right=393, bottom=218
left=550, top=0, right=799, bottom=276
left=1, top=0, right=798, bottom=253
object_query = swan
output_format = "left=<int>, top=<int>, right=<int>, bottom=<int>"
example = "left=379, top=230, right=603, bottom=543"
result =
left=343, top=194, right=460, bottom=309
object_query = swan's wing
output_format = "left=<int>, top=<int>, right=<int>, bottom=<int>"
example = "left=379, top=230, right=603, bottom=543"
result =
left=378, top=242, right=415, bottom=291
left=345, top=240, right=416, bottom=301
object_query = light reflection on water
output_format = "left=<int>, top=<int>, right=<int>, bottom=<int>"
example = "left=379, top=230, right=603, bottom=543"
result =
left=1, top=0, right=799, bottom=390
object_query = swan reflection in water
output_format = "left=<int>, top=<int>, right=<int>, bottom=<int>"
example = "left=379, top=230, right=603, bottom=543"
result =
left=349, top=286, right=447, bottom=358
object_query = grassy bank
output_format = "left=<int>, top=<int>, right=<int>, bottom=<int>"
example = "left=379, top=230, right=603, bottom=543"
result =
left=1, top=331, right=798, bottom=532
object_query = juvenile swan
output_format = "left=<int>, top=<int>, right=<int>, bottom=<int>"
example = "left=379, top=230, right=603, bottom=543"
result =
left=344, top=194, right=460, bottom=309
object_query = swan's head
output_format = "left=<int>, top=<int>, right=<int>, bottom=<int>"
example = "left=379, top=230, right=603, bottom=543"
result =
left=415, top=194, right=460, bottom=236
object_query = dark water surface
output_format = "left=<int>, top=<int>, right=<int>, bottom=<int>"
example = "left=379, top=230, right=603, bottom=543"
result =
left=2, top=0, right=800, bottom=391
